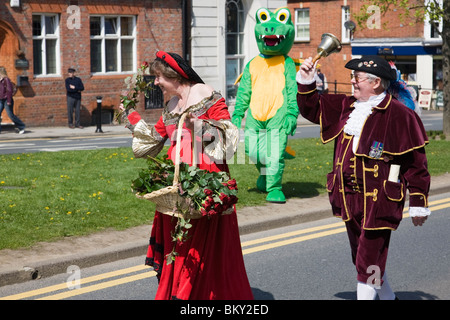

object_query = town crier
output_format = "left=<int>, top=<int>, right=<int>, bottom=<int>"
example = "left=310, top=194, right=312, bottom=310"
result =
left=297, top=55, right=430, bottom=300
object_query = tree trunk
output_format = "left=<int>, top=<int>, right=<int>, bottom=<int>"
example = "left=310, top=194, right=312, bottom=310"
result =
left=443, top=0, right=450, bottom=138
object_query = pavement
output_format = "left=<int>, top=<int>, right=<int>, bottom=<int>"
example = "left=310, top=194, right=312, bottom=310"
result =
left=1, top=122, right=450, bottom=288
left=0, top=123, right=130, bottom=140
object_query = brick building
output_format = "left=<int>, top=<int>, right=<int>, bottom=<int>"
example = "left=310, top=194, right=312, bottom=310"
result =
left=287, top=0, right=443, bottom=95
left=2, top=1, right=442, bottom=128
left=0, top=0, right=186, bottom=127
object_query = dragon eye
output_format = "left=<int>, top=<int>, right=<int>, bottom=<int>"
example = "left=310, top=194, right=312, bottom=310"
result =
left=276, top=8, right=290, bottom=24
left=257, top=8, right=271, bottom=23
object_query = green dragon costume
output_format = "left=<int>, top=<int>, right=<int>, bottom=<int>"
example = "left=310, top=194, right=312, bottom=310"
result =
left=232, top=7, right=299, bottom=203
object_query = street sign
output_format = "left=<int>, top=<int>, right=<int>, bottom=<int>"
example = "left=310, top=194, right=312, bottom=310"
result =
left=418, top=90, right=432, bottom=110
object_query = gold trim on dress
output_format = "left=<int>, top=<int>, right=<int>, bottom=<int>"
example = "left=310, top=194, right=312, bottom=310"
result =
left=163, top=91, right=223, bottom=126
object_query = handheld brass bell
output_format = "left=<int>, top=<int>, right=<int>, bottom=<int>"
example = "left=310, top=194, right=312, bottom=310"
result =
left=312, top=33, right=342, bottom=64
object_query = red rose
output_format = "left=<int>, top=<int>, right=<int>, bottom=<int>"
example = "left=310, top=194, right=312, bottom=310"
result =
left=204, top=189, right=213, bottom=196
left=228, top=179, right=237, bottom=187
left=219, top=193, right=229, bottom=206
left=202, top=198, right=212, bottom=210
left=219, top=192, right=227, bottom=200
left=227, top=179, right=238, bottom=190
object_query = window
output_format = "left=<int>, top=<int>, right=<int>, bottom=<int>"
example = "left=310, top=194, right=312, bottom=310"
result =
left=294, top=9, right=310, bottom=41
left=226, top=0, right=245, bottom=101
left=341, top=6, right=351, bottom=44
left=424, top=0, right=443, bottom=40
left=32, top=14, right=60, bottom=76
left=90, top=16, right=136, bottom=73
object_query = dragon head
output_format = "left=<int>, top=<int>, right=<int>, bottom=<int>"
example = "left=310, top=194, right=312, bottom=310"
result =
left=255, top=7, right=295, bottom=56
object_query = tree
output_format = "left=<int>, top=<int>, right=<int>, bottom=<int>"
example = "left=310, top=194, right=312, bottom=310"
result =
left=353, top=0, right=449, bottom=138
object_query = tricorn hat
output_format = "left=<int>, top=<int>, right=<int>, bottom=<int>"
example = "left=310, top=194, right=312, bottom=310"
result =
left=345, top=55, right=396, bottom=80
left=155, top=51, right=204, bottom=84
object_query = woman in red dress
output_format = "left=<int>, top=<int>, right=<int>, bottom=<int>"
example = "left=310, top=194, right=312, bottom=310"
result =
left=122, top=51, right=253, bottom=300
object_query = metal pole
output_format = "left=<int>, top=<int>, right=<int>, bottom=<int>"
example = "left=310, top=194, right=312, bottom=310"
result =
left=95, top=96, right=103, bottom=133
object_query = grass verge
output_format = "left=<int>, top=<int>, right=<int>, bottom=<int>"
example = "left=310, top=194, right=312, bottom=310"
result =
left=0, top=138, right=448, bottom=250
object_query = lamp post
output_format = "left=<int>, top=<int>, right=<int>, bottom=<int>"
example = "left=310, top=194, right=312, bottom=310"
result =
left=95, top=96, right=103, bottom=133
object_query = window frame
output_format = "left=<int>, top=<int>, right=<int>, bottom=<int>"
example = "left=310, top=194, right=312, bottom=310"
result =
left=32, top=13, right=61, bottom=77
left=294, top=8, right=310, bottom=42
left=341, top=6, right=351, bottom=44
left=225, top=0, right=245, bottom=101
left=423, top=1, right=443, bottom=40
left=89, top=15, right=137, bottom=75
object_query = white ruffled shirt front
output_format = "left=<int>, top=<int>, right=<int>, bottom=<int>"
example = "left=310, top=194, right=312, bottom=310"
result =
left=344, top=92, right=385, bottom=154
left=296, top=70, right=430, bottom=218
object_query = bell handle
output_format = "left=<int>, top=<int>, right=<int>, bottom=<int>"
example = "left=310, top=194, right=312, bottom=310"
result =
left=312, top=53, right=322, bottom=64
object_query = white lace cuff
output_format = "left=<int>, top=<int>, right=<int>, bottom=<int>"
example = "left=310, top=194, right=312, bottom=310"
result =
left=296, top=70, right=316, bottom=85
left=132, top=119, right=166, bottom=158
left=409, top=207, right=431, bottom=217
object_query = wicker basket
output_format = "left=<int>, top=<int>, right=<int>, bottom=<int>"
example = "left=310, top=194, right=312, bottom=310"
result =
left=136, top=112, right=233, bottom=219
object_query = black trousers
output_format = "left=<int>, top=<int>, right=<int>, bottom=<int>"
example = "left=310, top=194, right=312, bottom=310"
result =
left=67, top=96, right=81, bottom=126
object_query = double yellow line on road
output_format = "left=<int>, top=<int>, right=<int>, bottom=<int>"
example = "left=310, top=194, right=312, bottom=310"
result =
left=1, top=265, right=154, bottom=300
left=2, top=197, right=450, bottom=300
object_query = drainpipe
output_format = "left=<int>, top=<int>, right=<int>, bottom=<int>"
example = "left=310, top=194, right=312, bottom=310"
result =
left=182, top=0, right=188, bottom=62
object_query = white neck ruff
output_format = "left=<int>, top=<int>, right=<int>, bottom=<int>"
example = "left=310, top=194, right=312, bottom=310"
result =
left=344, top=92, right=386, bottom=152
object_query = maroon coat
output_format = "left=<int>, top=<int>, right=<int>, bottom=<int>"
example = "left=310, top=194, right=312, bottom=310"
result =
left=0, top=77, right=14, bottom=105
left=297, top=82, right=430, bottom=230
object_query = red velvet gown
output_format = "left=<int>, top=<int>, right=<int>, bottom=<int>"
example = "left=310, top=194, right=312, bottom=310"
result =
left=137, top=93, right=253, bottom=300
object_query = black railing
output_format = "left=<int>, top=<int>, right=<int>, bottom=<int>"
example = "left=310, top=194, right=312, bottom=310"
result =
left=144, top=75, right=164, bottom=109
